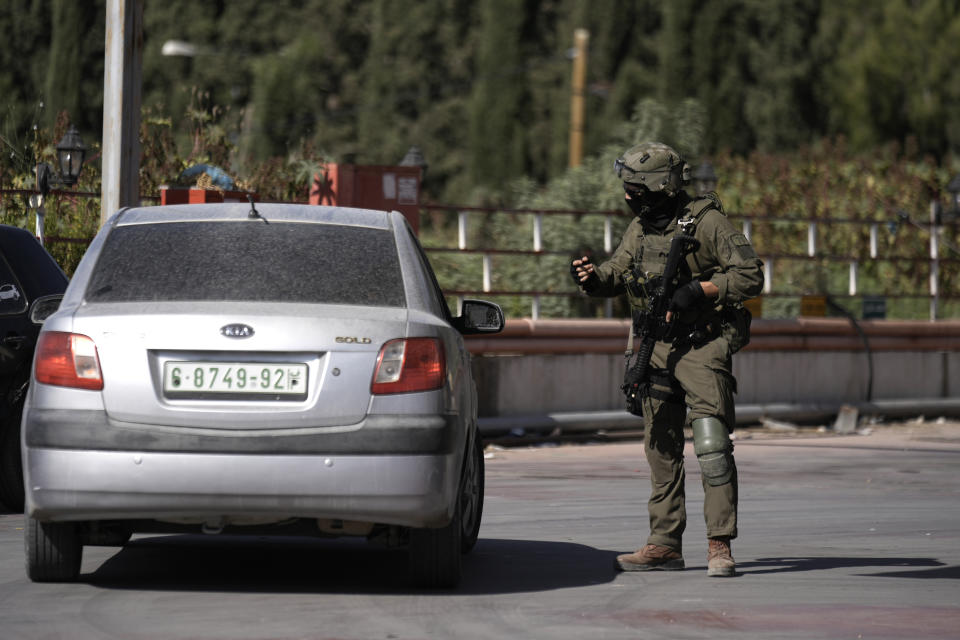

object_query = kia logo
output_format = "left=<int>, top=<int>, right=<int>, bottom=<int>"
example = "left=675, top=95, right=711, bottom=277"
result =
left=220, top=323, right=254, bottom=339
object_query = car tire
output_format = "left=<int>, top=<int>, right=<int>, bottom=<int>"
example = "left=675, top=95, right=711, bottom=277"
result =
left=25, top=516, right=82, bottom=582
left=0, top=403, right=25, bottom=512
left=409, top=504, right=462, bottom=588
left=460, top=433, right=484, bottom=554
left=409, top=440, right=473, bottom=588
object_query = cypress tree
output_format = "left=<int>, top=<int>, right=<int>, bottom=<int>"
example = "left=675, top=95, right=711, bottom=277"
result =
left=467, top=0, right=526, bottom=190
left=44, top=0, right=86, bottom=129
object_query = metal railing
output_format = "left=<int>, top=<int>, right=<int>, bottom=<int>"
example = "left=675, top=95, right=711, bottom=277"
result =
left=3, top=189, right=956, bottom=320
left=421, top=203, right=960, bottom=320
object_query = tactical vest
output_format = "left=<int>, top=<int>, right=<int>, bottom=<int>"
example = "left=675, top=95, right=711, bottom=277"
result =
left=625, top=193, right=753, bottom=353
left=621, top=195, right=720, bottom=313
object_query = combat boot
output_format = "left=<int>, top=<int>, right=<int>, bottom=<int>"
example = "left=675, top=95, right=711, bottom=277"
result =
left=615, top=544, right=685, bottom=572
left=707, top=537, right=735, bottom=577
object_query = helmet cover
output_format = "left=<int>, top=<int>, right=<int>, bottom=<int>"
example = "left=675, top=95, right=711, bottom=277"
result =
left=614, top=142, right=691, bottom=197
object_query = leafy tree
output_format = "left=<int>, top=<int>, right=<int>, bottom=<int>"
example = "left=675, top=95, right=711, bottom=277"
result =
left=355, top=0, right=482, bottom=201
left=44, top=0, right=104, bottom=134
left=246, top=35, right=329, bottom=158
left=468, top=0, right=526, bottom=190
left=4, top=0, right=960, bottom=208
left=815, top=0, right=960, bottom=155
left=740, top=0, right=822, bottom=151
left=141, top=0, right=225, bottom=151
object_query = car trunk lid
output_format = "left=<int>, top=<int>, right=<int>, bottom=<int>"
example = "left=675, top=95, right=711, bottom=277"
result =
left=73, top=301, right=408, bottom=430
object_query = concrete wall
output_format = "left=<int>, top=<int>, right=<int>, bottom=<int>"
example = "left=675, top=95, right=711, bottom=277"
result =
left=472, top=350, right=960, bottom=417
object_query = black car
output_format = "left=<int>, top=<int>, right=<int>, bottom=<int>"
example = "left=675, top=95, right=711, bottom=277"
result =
left=0, top=225, right=68, bottom=510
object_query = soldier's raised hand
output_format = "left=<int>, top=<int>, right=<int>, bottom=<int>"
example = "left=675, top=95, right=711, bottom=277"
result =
left=570, top=256, right=595, bottom=285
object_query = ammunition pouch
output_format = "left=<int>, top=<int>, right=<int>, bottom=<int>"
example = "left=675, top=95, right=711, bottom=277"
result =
left=624, top=384, right=644, bottom=417
left=672, top=304, right=752, bottom=352
left=673, top=317, right=722, bottom=348
left=622, top=269, right=651, bottom=311
left=622, top=362, right=685, bottom=416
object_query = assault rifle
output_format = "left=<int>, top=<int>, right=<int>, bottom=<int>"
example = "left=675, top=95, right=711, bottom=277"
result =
left=621, top=233, right=700, bottom=416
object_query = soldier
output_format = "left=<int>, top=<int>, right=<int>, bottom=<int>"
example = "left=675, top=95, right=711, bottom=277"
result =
left=571, top=142, right=763, bottom=577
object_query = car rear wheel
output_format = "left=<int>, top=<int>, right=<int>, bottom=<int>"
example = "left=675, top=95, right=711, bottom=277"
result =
left=460, top=433, right=484, bottom=554
left=409, top=438, right=477, bottom=588
left=25, top=517, right=82, bottom=582
left=408, top=502, right=462, bottom=588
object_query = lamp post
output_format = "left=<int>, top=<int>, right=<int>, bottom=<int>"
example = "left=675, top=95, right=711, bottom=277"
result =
left=692, top=161, right=718, bottom=196
left=31, top=124, right=87, bottom=245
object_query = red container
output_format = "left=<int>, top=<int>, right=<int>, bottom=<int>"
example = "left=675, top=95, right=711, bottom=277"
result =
left=309, top=164, right=422, bottom=234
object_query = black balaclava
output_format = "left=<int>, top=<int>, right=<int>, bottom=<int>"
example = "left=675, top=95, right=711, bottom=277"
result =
left=624, top=184, right=676, bottom=230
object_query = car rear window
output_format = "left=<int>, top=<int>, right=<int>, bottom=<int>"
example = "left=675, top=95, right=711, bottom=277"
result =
left=85, top=221, right=405, bottom=306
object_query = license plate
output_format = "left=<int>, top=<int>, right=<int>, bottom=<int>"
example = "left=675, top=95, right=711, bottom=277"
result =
left=162, top=361, right=307, bottom=398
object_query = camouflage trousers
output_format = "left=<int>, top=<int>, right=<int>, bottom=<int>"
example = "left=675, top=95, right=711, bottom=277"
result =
left=639, top=334, right=738, bottom=552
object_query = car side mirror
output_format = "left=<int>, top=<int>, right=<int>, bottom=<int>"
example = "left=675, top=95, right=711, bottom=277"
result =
left=454, top=299, right=504, bottom=335
left=29, top=294, right=63, bottom=325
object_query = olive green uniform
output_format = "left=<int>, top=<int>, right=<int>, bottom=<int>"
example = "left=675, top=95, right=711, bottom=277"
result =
left=582, top=191, right=763, bottom=552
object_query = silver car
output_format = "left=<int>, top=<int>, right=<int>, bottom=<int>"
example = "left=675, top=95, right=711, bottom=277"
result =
left=22, top=203, right=503, bottom=588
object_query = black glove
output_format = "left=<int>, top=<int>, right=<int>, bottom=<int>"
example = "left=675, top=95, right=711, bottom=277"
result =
left=570, top=257, right=595, bottom=288
left=669, top=281, right=705, bottom=311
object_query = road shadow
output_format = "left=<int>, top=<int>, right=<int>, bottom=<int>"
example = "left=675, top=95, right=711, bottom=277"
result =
left=864, top=564, right=960, bottom=579
left=738, top=556, right=951, bottom=578
left=85, top=535, right=620, bottom=595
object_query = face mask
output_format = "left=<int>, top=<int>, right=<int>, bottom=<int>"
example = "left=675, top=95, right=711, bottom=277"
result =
left=624, top=185, right=674, bottom=225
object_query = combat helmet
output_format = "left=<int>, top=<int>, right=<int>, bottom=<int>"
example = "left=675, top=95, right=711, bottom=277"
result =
left=614, top=142, right=691, bottom=197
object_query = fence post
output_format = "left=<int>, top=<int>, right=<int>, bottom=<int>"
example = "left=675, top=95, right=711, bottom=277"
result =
left=849, top=260, right=858, bottom=297
left=532, top=294, right=541, bottom=320
left=533, top=213, right=543, bottom=252
left=482, top=253, right=492, bottom=293
left=458, top=211, right=468, bottom=250
left=870, top=224, right=878, bottom=258
left=29, top=196, right=46, bottom=246
left=764, top=259, right=773, bottom=294
left=604, top=215, right=613, bottom=253
left=742, top=218, right=752, bottom=242
left=807, top=222, right=817, bottom=257
left=930, top=200, right=939, bottom=321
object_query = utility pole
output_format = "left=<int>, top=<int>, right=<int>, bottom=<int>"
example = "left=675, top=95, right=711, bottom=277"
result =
left=101, top=0, right=143, bottom=226
left=568, top=29, right=589, bottom=168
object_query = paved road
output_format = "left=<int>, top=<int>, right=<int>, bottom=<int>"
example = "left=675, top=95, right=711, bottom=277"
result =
left=1, top=422, right=958, bottom=639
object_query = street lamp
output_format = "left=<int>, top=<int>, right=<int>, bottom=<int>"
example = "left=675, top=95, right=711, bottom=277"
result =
left=31, top=124, right=87, bottom=246
left=692, top=161, right=718, bottom=196
left=36, top=124, right=87, bottom=196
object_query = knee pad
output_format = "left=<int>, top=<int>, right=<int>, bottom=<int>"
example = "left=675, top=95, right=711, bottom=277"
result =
left=692, top=417, right=734, bottom=486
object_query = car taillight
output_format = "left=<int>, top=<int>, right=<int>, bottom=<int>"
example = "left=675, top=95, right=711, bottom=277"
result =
left=35, top=331, right=104, bottom=390
left=371, top=338, right=445, bottom=394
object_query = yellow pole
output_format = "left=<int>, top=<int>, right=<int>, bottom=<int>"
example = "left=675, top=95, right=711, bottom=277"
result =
left=568, top=28, right=589, bottom=168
